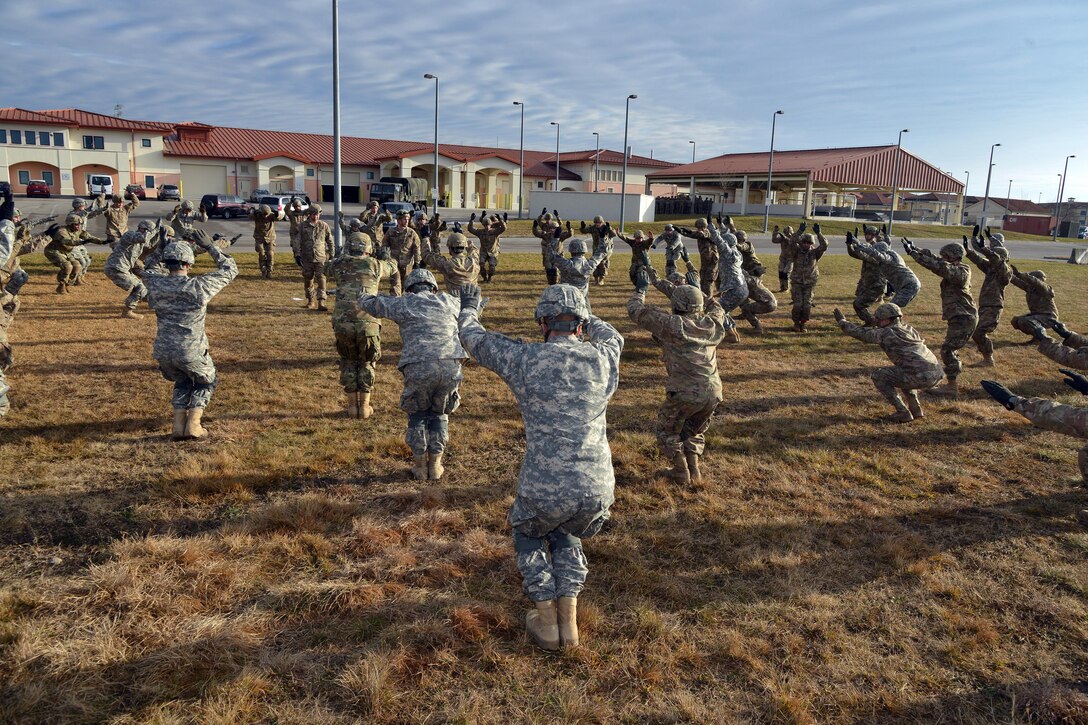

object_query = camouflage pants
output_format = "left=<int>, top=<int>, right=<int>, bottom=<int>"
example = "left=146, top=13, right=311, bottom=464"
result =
left=741, top=277, right=778, bottom=326
left=158, top=351, right=218, bottom=410
left=941, top=314, right=978, bottom=379
left=391, top=263, right=417, bottom=296
left=790, top=282, right=816, bottom=324
left=400, top=358, right=463, bottom=455
left=657, top=391, right=722, bottom=457
left=888, top=275, right=920, bottom=308
left=540, top=252, right=558, bottom=285
left=872, top=366, right=943, bottom=408
left=664, top=248, right=682, bottom=278
left=778, top=252, right=793, bottom=277
left=71, top=245, right=92, bottom=281
left=104, top=266, right=147, bottom=309
left=334, top=322, right=380, bottom=393
left=510, top=491, right=613, bottom=601
left=1012, top=312, right=1057, bottom=337
left=45, top=249, right=80, bottom=285
left=592, top=243, right=609, bottom=280
left=481, top=245, right=499, bottom=280
left=699, top=259, right=719, bottom=297
left=3, top=266, right=28, bottom=297
left=718, top=279, right=749, bottom=315
left=1015, top=397, right=1088, bottom=483
left=853, top=279, right=886, bottom=325
left=972, top=305, right=1004, bottom=357
left=301, top=260, right=327, bottom=301
left=255, top=240, right=276, bottom=276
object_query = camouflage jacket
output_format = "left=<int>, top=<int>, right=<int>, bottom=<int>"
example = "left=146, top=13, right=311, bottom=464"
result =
left=618, top=232, right=653, bottom=267
left=734, top=236, right=763, bottom=275
left=468, top=219, right=507, bottom=253
left=549, top=238, right=611, bottom=293
left=787, top=233, right=829, bottom=284
left=533, top=219, right=569, bottom=257
left=358, top=208, right=390, bottom=228
left=142, top=245, right=238, bottom=361
left=627, top=286, right=725, bottom=399
left=103, top=197, right=139, bottom=237
left=423, top=243, right=481, bottom=293
left=1011, top=270, right=1058, bottom=318
left=458, top=307, right=623, bottom=501
left=0, top=220, right=11, bottom=273
left=46, top=227, right=107, bottom=254
left=358, top=290, right=466, bottom=368
left=839, top=320, right=942, bottom=374
left=651, top=231, right=685, bottom=261
left=847, top=240, right=888, bottom=291
left=680, top=227, right=717, bottom=268
left=299, top=220, right=334, bottom=263
left=965, top=246, right=1012, bottom=308
left=285, top=206, right=307, bottom=236
left=709, top=228, right=745, bottom=292
left=250, top=209, right=283, bottom=242
left=168, top=206, right=207, bottom=237
left=1037, top=332, right=1088, bottom=370
left=104, top=231, right=155, bottom=275
left=381, top=226, right=422, bottom=268
left=325, top=252, right=397, bottom=331
left=848, top=241, right=919, bottom=293
left=580, top=221, right=612, bottom=254
left=908, top=249, right=976, bottom=319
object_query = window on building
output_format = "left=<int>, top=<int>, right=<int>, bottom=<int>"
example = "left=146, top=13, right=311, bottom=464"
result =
left=25, top=130, right=36, bottom=145
left=141, top=138, right=152, bottom=148
left=145, top=175, right=155, bottom=189
left=366, top=171, right=375, bottom=180
left=39, top=131, right=50, bottom=145
left=82, top=135, right=104, bottom=150
left=11, top=130, right=22, bottom=144
left=42, top=171, right=54, bottom=186
left=0, top=130, right=6, bottom=143
left=306, top=168, right=315, bottom=177
left=240, top=164, right=249, bottom=173
left=537, top=181, right=544, bottom=189
left=52, top=132, right=64, bottom=146
left=17, top=171, right=30, bottom=185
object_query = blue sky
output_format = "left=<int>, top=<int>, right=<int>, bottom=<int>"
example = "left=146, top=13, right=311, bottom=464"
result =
left=5, top=0, right=1086, bottom=202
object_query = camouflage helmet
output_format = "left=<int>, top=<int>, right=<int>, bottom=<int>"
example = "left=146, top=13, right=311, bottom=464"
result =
left=110, top=194, right=123, bottom=203
left=534, top=284, right=588, bottom=326
left=258, top=203, right=272, bottom=215
left=694, top=218, right=707, bottom=229
left=542, top=213, right=553, bottom=222
left=567, top=237, right=587, bottom=255
left=368, top=200, right=379, bottom=208
left=663, top=224, right=674, bottom=232
left=874, top=302, right=903, bottom=322
left=181, top=199, right=194, bottom=210
left=800, top=233, right=815, bottom=245
left=990, top=232, right=1005, bottom=245
left=65, top=212, right=83, bottom=227
left=862, top=225, right=877, bottom=237
left=348, top=217, right=363, bottom=231
left=783, top=225, right=794, bottom=235
left=396, top=209, right=411, bottom=219
left=874, top=240, right=890, bottom=252
left=1029, top=270, right=1047, bottom=280
left=671, top=284, right=704, bottom=314
left=137, top=219, right=155, bottom=233
left=446, top=232, right=468, bottom=253
left=632, top=229, right=646, bottom=239
left=592, top=215, right=604, bottom=224
left=308, top=203, right=323, bottom=215
left=734, top=229, right=748, bottom=242
left=666, top=271, right=685, bottom=285
left=120, top=230, right=145, bottom=246
left=404, top=268, right=438, bottom=293
left=346, top=231, right=372, bottom=255
left=72, top=198, right=86, bottom=209
left=162, top=241, right=195, bottom=266
left=939, top=243, right=964, bottom=259
left=990, top=246, right=1009, bottom=260
left=13, top=208, right=22, bottom=220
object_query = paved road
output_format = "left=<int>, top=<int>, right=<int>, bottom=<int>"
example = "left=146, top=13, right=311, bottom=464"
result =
left=15, top=197, right=1087, bottom=263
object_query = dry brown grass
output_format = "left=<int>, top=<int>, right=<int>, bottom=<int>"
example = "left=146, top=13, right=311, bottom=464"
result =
left=1, top=250, right=1087, bottom=723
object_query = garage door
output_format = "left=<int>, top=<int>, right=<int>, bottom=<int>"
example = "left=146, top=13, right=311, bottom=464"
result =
left=179, top=163, right=227, bottom=197
left=320, top=171, right=362, bottom=203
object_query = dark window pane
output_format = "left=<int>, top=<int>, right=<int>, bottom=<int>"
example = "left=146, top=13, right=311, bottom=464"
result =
left=39, top=131, right=50, bottom=145
left=142, top=138, right=151, bottom=148
left=18, top=170, right=30, bottom=184
left=53, top=132, right=64, bottom=146
left=83, top=135, right=93, bottom=149
left=25, top=130, right=35, bottom=145
left=0, top=130, right=7, bottom=143
left=42, top=171, right=54, bottom=185
left=145, top=175, right=155, bottom=188
left=12, top=130, right=22, bottom=144
left=94, top=136, right=105, bottom=150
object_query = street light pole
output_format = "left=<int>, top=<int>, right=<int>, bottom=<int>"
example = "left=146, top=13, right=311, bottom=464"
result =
left=331, top=0, right=343, bottom=254
left=887, top=128, right=909, bottom=234
left=423, top=74, right=439, bottom=215
left=1006, top=178, right=1013, bottom=214
left=592, top=132, right=600, bottom=193
left=550, top=122, right=560, bottom=191
left=688, top=140, right=696, bottom=216
left=980, top=143, right=1000, bottom=230
left=1054, top=154, right=1075, bottom=239
left=619, top=94, right=637, bottom=233
left=762, top=110, right=784, bottom=233
left=512, top=101, right=524, bottom=219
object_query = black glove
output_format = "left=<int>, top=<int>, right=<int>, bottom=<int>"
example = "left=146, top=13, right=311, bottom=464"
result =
left=552, top=209, right=558, bottom=217
left=502, top=212, right=508, bottom=222
left=833, top=308, right=846, bottom=324
left=419, top=225, right=431, bottom=239
left=684, top=270, right=699, bottom=287
left=1025, top=320, right=1051, bottom=342
left=984, top=226, right=992, bottom=240
left=706, top=210, right=712, bottom=224
left=376, top=246, right=391, bottom=261
left=452, top=221, right=463, bottom=234
left=294, top=254, right=302, bottom=266
left=962, top=235, right=969, bottom=250
left=724, top=215, right=732, bottom=226
left=0, top=184, right=13, bottom=223
left=540, top=206, right=547, bottom=216
left=1050, top=320, right=1072, bottom=339
left=1060, top=369, right=1088, bottom=396
left=901, top=239, right=913, bottom=253
left=812, top=223, right=821, bottom=234
left=845, top=231, right=855, bottom=245
left=470, top=212, right=476, bottom=221
left=881, top=223, right=888, bottom=236
left=981, top=380, right=1018, bottom=410
left=480, top=209, right=487, bottom=218
left=972, top=224, right=980, bottom=238
left=633, top=266, right=650, bottom=293
left=458, top=282, right=482, bottom=312
left=973, top=236, right=985, bottom=250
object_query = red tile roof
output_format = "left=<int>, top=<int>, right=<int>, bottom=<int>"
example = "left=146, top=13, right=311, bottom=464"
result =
left=966, top=196, right=1051, bottom=214
left=36, top=108, right=174, bottom=133
left=0, top=108, right=72, bottom=126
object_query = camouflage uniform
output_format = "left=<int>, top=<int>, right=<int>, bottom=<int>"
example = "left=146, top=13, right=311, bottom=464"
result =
left=651, top=228, right=686, bottom=278
left=579, top=219, right=611, bottom=283
left=104, top=229, right=155, bottom=312
left=298, top=217, right=334, bottom=304
left=678, top=224, right=718, bottom=296
left=786, top=230, right=829, bottom=328
left=908, top=246, right=977, bottom=382
left=847, top=238, right=889, bottom=325
left=0, top=219, right=13, bottom=415
left=285, top=204, right=308, bottom=257
left=458, top=286, right=623, bottom=602
left=468, top=216, right=507, bottom=282
left=772, top=227, right=795, bottom=291
left=70, top=203, right=107, bottom=281
left=103, top=196, right=140, bottom=244
left=628, top=280, right=726, bottom=458
left=250, top=207, right=283, bottom=278
left=142, top=243, right=238, bottom=411
left=45, top=223, right=107, bottom=290
left=168, top=203, right=207, bottom=238
left=847, top=240, right=920, bottom=308
left=708, top=226, right=748, bottom=317
left=964, top=244, right=1012, bottom=359
left=617, top=231, right=653, bottom=285
left=422, top=235, right=481, bottom=293
left=381, top=225, right=422, bottom=295
left=358, top=285, right=466, bottom=457
left=2, top=218, right=46, bottom=303
left=1010, top=270, right=1059, bottom=337
left=732, top=230, right=763, bottom=277
left=1037, top=331, right=1088, bottom=370
left=325, top=235, right=397, bottom=394
left=739, top=272, right=778, bottom=331
left=532, top=213, right=570, bottom=285
left=1013, top=397, right=1088, bottom=482
left=837, top=317, right=944, bottom=416
left=548, top=237, right=611, bottom=305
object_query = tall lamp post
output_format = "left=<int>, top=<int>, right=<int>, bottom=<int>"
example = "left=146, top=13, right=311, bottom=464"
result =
left=331, top=0, right=343, bottom=254
left=512, top=101, right=524, bottom=218
left=423, top=73, right=439, bottom=215
left=980, top=143, right=1001, bottom=230
left=592, top=131, right=600, bottom=192
left=1054, top=154, right=1075, bottom=239
left=619, top=94, right=637, bottom=232
left=549, top=122, right=560, bottom=191
left=762, top=110, right=784, bottom=233
left=688, top=140, right=696, bottom=215
left=887, top=128, right=909, bottom=234
left=1006, top=179, right=1013, bottom=216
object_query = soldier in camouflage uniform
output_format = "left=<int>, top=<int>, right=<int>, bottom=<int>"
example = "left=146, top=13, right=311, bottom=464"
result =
left=0, top=188, right=15, bottom=416
left=675, top=218, right=718, bottom=297
left=285, top=198, right=308, bottom=261
left=843, top=228, right=920, bottom=310
left=579, top=215, right=612, bottom=285
left=142, top=228, right=238, bottom=440
left=835, top=302, right=944, bottom=422
left=614, top=226, right=654, bottom=285
left=707, top=216, right=747, bottom=343
left=532, top=209, right=571, bottom=285
left=651, top=224, right=687, bottom=278
left=772, top=225, right=795, bottom=292
left=457, top=282, right=623, bottom=651
left=250, top=204, right=284, bottom=278
left=963, top=225, right=1012, bottom=366
left=168, top=199, right=207, bottom=239
left=45, top=213, right=108, bottom=294
left=547, top=232, right=612, bottom=313
left=784, top=222, right=829, bottom=332
left=1031, top=320, right=1088, bottom=370
left=69, top=198, right=106, bottom=282
left=628, top=264, right=726, bottom=483
left=422, top=226, right=480, bottom=293
left=381, top=209, right=422, bottom=296
left=904, top=239, right=977, bottom=397
left=467, top=212, right=507, bottom=283
left=2, top=208, right=51, bottom=308
left=294, top=204, right=334, bottom=310
left=982, top=371, right=1088, bottom=484
left=104, top=220, right=160, bottom=319
left=325, top=233, right=397, bottom=418
left=844, top=226, right=889, bottom=325
left=359, top=268, right=466, bottom=480
left=1009, top=265, right=1059, bottom=341
left=103, top=192, right=140, bottom=245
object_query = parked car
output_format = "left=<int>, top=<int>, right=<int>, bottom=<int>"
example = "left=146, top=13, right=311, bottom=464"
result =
left=853, top=211, right=888, bottom=222
left=88, top=174, right=113, bottom=198
left=259, top=194, right=311, bottom=214
left=25, top=180, right=51, bottom=198
left=248, top=187, right=271, bottom=203
left=158, top=184, right=181, bottom=201
left=124, top=184, right=147, bottom=200
left=1078, top=226, right=1088, bottom=240
left=199, top=194, right=252, bottom=219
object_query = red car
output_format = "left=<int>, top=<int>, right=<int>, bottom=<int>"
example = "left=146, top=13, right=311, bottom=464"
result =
left=125, top=184, right=147, bottom=200
left=26, top=179, right=51, bottom=198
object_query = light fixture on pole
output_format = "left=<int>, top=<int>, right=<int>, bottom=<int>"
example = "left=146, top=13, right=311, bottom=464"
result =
left=592, top=132, right=600, bottom=192
left=513, top=101, right=524, bottom=218
left=963, top=170, right=970, bottom=196
left=1054, top=154, right=1075, bottom=240
left=619, top=94, right=637, bottom=233
left=1006, top=179, right=1013, bottom=213
left=549, top=122, right=560, bottom=191
left=762, top=110, right=784, bottom=233
left=688, top=140, right=696, bottom=215
left=980, top=143, right=1000, bottom=229
left=423, top=73, right=439, bottom=215
left=887, top=129, right=909, bottom=234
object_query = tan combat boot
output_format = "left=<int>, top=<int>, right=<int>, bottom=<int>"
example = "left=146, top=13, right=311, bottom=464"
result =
left=170, top=409, right=188, bottom=441
left=883, top=397, right=914, bottom=424
left=724, top=327, right=740, bottom=344
left=929, top=378, right=959, bottom=398
left=185, top=408, right=207, bottom=439
left=359, top=392, right=373, bottom=419
left=55, top=283, right=67, bottom=295
left=526, top=599, right=561, bottom=651
left=428, top=453, right=445, bottom=480
left=317, top=299, right=329, bottom=312
left=905, top=392, right=924, bottom=420
left=973, top=355, right=995, bottom=367
left=685, top=452, right=703, bottom=483
left=411, top=455, right=428, bottom=480
left=345, top=392, right=359, bottom=418
left=557, top=596, right=579, bottom=648
left=305, top=296, right=316, bottom=310
left=120, top=307, right=142, bottom=319
left=665, top=451, right=690, bottom=484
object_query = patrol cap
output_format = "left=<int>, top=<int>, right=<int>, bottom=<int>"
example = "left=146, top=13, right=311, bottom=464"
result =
left=534, top=283, right=588, bottom=325
left=162, top=241, right=195, bottom=265
left=874, top=302, right=903, bottom=321
left=404, top=268, right=438, bottom=293
left=671, top=285, right=704, bottom=314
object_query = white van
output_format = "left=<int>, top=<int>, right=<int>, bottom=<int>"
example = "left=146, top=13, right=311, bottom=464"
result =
left=88, top=175, right=113, bottom=198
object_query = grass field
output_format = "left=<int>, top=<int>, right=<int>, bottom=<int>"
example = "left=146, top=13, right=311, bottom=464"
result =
left=1, top=250, right=1087, bottom=723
